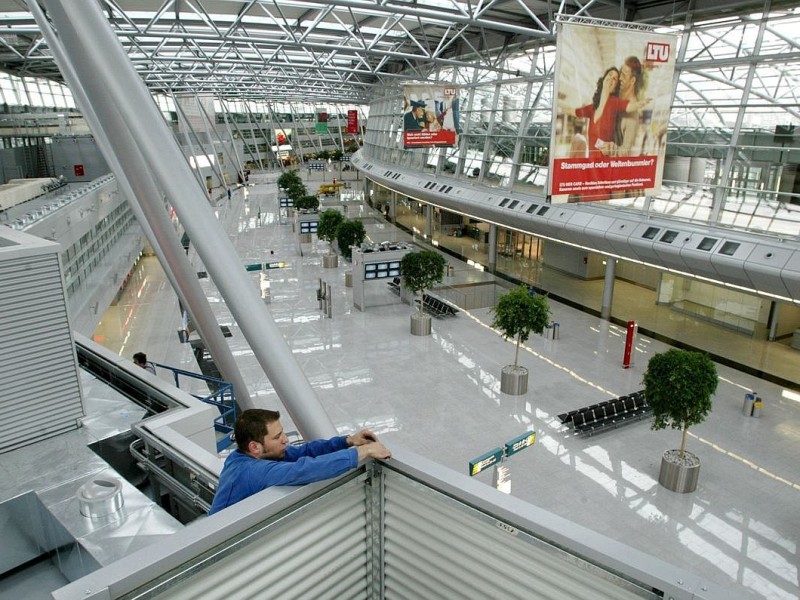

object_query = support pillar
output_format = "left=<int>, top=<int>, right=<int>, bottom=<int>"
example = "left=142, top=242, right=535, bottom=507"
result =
left=30, top=0, right=254, bottom=410
left=488, top=224, right=498, bottom=273
left=767, top=301, right=779, bottom=342
left=424, top=205, right=433, bottom=238
left=600, top=258, right=616, bottom=320
left=42, top=0, right=337, bottom=439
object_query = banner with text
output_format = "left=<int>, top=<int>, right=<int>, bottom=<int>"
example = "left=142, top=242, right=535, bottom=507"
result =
left=550, top=22, right=677, bottom=202
left=316, top=109, right=329, bottom=134
left=402, top=85, right=461, bottom=148
left=347, top=109, right=359, bottom=134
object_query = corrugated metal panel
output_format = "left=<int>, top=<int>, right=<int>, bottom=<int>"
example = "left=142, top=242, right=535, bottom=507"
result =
left=382, top=470, right=658, bottom=600
left=141, top=477, right=371, bottom=600
left=0, top=251, right=83, bottom=453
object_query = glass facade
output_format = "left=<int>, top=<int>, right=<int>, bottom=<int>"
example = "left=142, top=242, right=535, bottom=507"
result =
left=363, top=9, right=800, bottom=237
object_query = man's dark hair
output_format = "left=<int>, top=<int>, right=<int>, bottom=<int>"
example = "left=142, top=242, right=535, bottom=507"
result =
left=133, top=352, right=147, bottom=365
left=624, top=55, right=645, bottom=97
left=234, top=409, right=281, bottom=452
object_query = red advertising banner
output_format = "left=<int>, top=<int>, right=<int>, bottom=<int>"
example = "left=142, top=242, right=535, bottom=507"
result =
left=402, top=84, right=461, bottom=149
left=551, top=156, right=657, bottom=195
left=550, top=22, right=677, bottom=203
left=347, top=109, right=359, bottom=134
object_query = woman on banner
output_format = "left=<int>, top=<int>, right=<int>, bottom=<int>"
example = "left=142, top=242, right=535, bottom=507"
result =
left=560, top=66, right=651, bottom=159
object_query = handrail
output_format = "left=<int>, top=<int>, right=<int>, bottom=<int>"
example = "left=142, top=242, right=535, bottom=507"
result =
left=130, top=439, right=213, bottom=513
left=153, top=362, right=237, bottom=452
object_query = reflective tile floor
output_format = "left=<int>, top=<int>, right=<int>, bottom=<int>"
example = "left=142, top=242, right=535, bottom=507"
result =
left=92, top=172, right=800, bottom=600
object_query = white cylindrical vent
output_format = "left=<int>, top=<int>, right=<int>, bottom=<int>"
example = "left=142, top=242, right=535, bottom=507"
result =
left=77, top=477, right=124, bottom=518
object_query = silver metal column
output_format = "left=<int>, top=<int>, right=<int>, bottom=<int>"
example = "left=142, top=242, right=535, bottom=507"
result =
left=767, top=301, right=779, bottom=342
left=600, top=258, right=616, bottom=320
left=29, top=1, right=253, bottom=410
left=487, top=225, right=498, bottom=273
left=41, top=0, right=336, bottom=439
left=424, top=205, right=433, bottom=238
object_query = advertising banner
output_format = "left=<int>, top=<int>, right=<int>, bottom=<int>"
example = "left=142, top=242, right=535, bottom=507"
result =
left=315, top=109, right=329, bottom=134
left=402, top=84, right=461, bottom=148
left=550, top=22, right=677, bottom=202
left=347, top=109, right=359, bottom=134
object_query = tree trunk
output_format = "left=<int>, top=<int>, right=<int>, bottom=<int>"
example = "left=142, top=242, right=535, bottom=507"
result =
left=418, top=291, right=425, bottom=317
left=514, top=335, right=521, bottom=369
left=679, top=426, right=688, bottom=458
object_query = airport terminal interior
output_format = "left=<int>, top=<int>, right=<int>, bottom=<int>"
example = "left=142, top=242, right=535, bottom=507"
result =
left=0, top=1, right=799, bottom=599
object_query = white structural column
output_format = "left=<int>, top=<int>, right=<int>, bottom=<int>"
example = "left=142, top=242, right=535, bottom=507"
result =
left=600, top=258, right=616, bottom=320
left=487, top=225, right=498, bottom=272
left=29, top=1, right=254, bottom=410
left=424, top=205, right=433, bottom=238
left=39, top=0, right=336, bottom=439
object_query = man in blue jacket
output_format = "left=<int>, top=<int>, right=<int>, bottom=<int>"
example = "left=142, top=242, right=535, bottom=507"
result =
left=209, top=409, right=391, bottom=514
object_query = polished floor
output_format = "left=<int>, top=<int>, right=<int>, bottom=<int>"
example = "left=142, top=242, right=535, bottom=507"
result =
left=92, top=170, right=800, bottom=600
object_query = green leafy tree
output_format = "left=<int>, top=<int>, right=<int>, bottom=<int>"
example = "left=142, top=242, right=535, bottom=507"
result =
left=318, top=209, right=345, bottom=254
left=643, top=349, right=717, bottom=458
left=490, top=285, right=551, bottom=369
left=277, top=170, right=302, bottom=190
left=286, top=181, right=307, bottom=201
left=331, top=149, right=344, bottom=161
left=399, top=250, right=447, bottom=317
left=336, top=219, right=366, bottom=260
left=293, top=195, right=319, bottom=211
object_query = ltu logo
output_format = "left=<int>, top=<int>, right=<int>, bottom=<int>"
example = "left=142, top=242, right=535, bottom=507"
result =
left=646, top=42, right=670, bottom=62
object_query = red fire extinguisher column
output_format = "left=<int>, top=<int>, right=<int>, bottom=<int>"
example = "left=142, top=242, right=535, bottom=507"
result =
left=623, top=320, right=637, bottom=368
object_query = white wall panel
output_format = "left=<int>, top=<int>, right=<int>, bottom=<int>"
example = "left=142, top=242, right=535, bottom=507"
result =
left=0, top=232, right=83, bottom=453
left=382, top=470, right=657, bottom=600
left=145, top=478, right=370, bottom=600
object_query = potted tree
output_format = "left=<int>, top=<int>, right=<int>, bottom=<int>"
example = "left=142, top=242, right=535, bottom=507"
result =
left=336, top=219, right=366, bottom=261
left=277, top=170, right=302, bottom=192
left=490, top=285, right=551, bottom=395
left=642, top=348, right=717, bottom=493
left=318, top=209, right=345, bottom=268
left=399, top=249, right=446, bottom=336
left=293, top=195, right=319, bottom=212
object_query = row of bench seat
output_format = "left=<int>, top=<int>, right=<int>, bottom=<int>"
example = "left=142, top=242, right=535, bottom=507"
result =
left=387, top=281, right=458, bottom=318
left=417, top=293, right=459, bottom=317
left=557, top=390, right=651, bottom=436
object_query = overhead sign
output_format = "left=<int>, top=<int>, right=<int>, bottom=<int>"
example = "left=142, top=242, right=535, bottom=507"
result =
left=347, top=109, right=359, bottom=134
left=316, top=109, right=328, bottom=134
left=245, top=261, right=286, bottom=272
left=504, top=432, right=535, bottom=457
left=469, top=448, right=503, bottom=476
left=402, top=84, right=461, bottom=148
left=550, top=22, right=677, bottom=203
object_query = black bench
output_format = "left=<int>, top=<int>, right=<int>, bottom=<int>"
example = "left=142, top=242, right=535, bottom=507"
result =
left=387, top=278, right=401, bottom=295
left=559, top=390, right=651, bottom=436
left=416, top=293, right=458, bottom=317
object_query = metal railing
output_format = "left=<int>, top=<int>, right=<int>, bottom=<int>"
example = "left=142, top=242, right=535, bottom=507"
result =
left=154, top=363, right=237, bottom=452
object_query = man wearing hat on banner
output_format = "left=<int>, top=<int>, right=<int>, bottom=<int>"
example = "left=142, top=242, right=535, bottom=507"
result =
left=404, top=98, right=427, bottom=131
